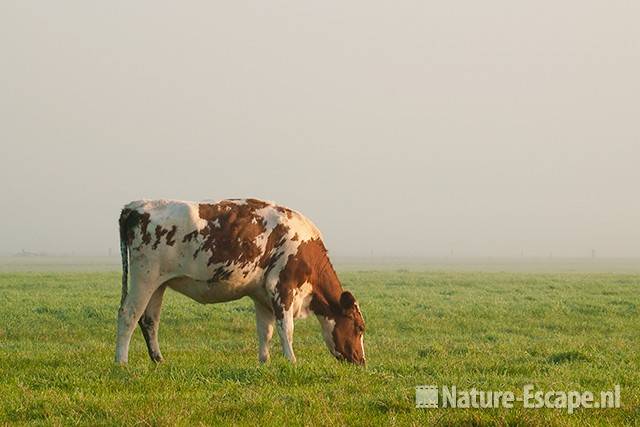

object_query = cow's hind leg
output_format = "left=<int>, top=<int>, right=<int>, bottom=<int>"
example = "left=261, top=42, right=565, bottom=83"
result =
left=115, top=276, right=158, bottom=365
left=138, top=285, right=167, bottom=363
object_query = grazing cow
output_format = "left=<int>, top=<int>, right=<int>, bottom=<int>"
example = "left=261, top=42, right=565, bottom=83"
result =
left=116, top=198, right=365, bottom=365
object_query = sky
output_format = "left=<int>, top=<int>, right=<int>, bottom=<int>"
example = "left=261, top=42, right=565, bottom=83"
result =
left=1, top=1, right=639, bottom=257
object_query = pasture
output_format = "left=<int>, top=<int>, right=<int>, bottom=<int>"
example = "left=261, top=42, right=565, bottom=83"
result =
left=1, top=265, right=639, bottom=425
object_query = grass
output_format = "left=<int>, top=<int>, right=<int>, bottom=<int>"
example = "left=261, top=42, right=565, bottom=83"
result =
left=1, top=270, right=639, bottom=425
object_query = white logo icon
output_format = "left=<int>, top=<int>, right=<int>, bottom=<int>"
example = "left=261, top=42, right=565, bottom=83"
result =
left=416, top=385, right=438, bottom=408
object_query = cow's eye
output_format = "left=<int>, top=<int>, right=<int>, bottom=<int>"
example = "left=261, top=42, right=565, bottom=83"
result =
left=357, top=325, right=365, bottom=334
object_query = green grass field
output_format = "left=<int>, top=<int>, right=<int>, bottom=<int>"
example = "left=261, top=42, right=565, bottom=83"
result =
left=1, top=269, right=639, bottom=425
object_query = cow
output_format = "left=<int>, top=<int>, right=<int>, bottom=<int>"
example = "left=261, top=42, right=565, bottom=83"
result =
left=115, top=198, right=365, bottom=365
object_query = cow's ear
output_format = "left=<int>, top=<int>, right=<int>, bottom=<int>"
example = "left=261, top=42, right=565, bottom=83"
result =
left=340, top=291, right=356, bottom=311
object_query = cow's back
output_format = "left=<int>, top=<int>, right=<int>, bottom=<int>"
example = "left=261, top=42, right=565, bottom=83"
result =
left=120, top=198, right=322, bottom=290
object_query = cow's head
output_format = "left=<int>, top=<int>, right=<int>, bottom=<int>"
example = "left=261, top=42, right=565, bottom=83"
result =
left=321, top=291, right=366, bottom=365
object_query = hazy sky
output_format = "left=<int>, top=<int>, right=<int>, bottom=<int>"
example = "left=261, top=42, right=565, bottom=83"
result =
left=1, top=1, right=639, bottom=257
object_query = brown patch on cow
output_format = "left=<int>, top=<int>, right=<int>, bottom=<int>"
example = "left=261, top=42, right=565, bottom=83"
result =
left=119, top=209, right=152, bottom=249
left=291, top=233, right=299, bottom=241
left=119, top=208, right=139, bottom=246
left=152, top=225, right=168, bottom=249
left=137, top=213, right=152, bottom=248
left=198, top=202, right=224, bottom=221
left=274, top=238, right=342, bottom=319
left=275, top=205, right=293, bottom=219
left=194, top=202, right=267, bottom=280
left=150, top=225, right=178, bottom=249
left=183, top=230, right=198, bottom=243
left=207, top=267, right=232, bottom=283
left=272, top=301, right=284, bottom=320
left=245, top=198, right=270, bottom=210
left=165, top=226, right=177, bottom=246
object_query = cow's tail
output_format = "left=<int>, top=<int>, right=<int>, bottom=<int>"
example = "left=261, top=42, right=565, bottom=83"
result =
left=118, top=208, right=131, bottom=308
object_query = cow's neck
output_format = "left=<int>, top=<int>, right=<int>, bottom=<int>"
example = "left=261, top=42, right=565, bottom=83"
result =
left=310, top=257, right=343, bottom=318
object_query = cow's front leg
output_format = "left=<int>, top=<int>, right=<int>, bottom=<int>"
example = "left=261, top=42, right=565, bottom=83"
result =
left=274, top=306, right=296, bottom=363
left=254, top=300, right=275, bottom=363
left=266, top=273, right=297, bottom=363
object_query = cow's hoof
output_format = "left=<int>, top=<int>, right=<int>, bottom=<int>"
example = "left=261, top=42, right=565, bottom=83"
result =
left=150, top=353, right=164, bottom=363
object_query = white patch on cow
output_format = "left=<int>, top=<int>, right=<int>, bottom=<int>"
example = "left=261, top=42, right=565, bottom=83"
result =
left=166, top=275, right=253, bottom=304
left=354, top=301, right=365, bottom=361
left=255, top=206, right=281, bottom=231
left=129, top=199, right=205, bottom=232
left=291, top=281, right=313, bottom=319
left=285, top=211, right=322, bottom=243
left=212, top=218, right=220, bottom=228
left=276, top=308, right=297, bottom=363
left=123, top=199, right=147, bottom=211
left=317, top=316, right=340, bottom=358
left=188, top=202, right=209, bottom=229
left=354, top=302, right=363, bottom=320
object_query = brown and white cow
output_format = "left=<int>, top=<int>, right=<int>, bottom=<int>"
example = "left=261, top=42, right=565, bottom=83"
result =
left=116, top=198, right=365, bottom=365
